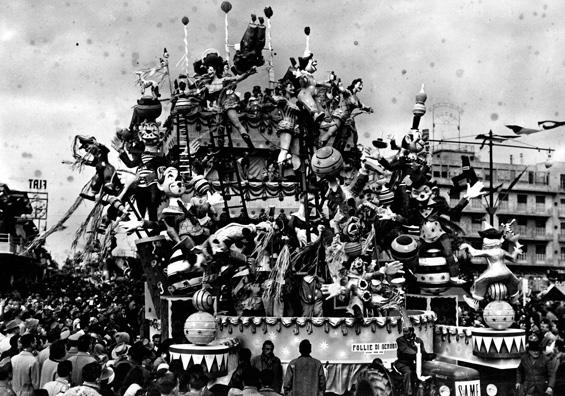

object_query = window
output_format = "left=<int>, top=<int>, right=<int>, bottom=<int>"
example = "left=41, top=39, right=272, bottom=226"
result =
left=441, top=165, right=448, bottom=178
left=535, top=219, right=545, bottom=236
left=561, top=198, right=565, bottom=210
left=561, top=222, right=565, bottom=238
left=517, top=244, right=528, bottom=261
left=517, top=217, right=528, bottom=235
left=535, top=244, right=546, bottom=262
left=529, top=171, right=535, bottom=184
left=517, top=194, right=527, bottom=211
left=536, top=196, right=545, bottom=212
left=561, top=175, right=565, bottom=189
left=471, top=216, right=483, bottom=233
left=561, top=247, right=565, bottom=262
left=499, top=195, right=509, bottom=210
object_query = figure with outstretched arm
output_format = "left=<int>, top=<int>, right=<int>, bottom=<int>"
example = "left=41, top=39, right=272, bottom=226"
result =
left=459, top=224, right=522, bottom=309
left=202, top=53, right=257, bottom=148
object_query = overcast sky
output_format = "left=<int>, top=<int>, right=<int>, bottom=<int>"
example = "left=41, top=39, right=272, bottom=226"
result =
left=2, top=0, right=564, bottom=262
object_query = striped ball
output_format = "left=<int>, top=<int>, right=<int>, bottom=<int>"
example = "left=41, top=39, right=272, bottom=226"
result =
left=193, top=176, right=210, bottom=195
left=311, top=147, right=343, bottom=177
left=184, top=312, right=217, bottom=345
left=192, top=289, right=214, bottom=312
left=487, top=282, right=508, bottom=301
left=344, top=241, right=363, bottom=258
left=390, top=235, right=419, bottom=262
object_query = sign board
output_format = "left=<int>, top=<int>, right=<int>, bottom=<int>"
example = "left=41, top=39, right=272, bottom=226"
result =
left=28, top=179, right=47, bottom=190
left=351, top=342, right=397, bottom=355
left=454, top=380, right=481, bottom=396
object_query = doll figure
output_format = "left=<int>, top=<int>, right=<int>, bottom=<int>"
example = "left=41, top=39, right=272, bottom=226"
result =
left=460, top=224, right=522, bottom=310
left=319, top=78, right=373, bottom=146
left=294, top=53, right=328, bottom=124
left=201, top=53, right=257, bottom=148
left=273, top=82, right=302, bottom=173
left=116, top=121, right=168, bottom=221
left=72, top=135, right=122, bottom=201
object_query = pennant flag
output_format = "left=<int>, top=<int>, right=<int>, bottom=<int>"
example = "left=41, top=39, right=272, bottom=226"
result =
left=483, top=336, right=493, bottom=352
left=180, top=353, right=192, bottom=369
left=192, top=353, right=204, bottom=365
left=204, top=354, right=216, bottom=371
left=492, top=336, right=504, bottom=353
left=503, top=335, right=514, bottom=353
left=474, top=335, right=483, bottom=351
left=505, top=124, right=542, bottom=135
left=538, top=120, right=565, bottom=130
left=170, top=352, right=181, bottom=360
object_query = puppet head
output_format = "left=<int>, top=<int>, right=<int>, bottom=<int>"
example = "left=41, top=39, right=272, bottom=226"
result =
left=138, top=121, right=164, bottom=147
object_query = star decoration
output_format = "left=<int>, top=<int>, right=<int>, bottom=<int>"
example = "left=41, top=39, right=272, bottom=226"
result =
left=319, top=341, right=329, bottom=351
left=268, top=331, right=278, bottom=341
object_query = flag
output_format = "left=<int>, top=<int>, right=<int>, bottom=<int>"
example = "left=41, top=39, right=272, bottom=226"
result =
left=450, top=155, right=479, bottom=193
left=505, top=124, right=542, bottom=135
left=475, top=133, right=517, bottom=143
left=538, top=120, right=565, bottom=130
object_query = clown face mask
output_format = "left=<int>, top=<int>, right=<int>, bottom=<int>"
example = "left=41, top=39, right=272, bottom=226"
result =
left=411, top=184, right=433, bottom=203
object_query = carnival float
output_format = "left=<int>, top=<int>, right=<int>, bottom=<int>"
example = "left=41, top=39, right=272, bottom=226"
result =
left=24, top=3, right=532, bottom=395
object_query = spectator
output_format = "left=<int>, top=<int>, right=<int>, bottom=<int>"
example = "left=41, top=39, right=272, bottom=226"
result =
left=11, top=334, right=40, bottom=396
left=228, top=349, right=251, bottom=391
left=283, top=340, right=326, bottom=396
left=155, top=372, right=178, bottom=396
left=42, top=361, right=71, bottom=396
left=251, top=341, right=283, bottom=393
left=39, top=341, right=67, bottom=388
left=228, top=368, right=261, bottom=396
left=62, top=362, right=101, bottom=396
left=0, top=321, right=21, bottom=355
left=67, top=335, right=96, bottom=386
left=516, top=340, right=555, bottom=396
left=0, top=335, right=20, bottom=361
left=393, top=327, right=432, bottom=396
left=553, top=339, right=565, bottom=395
left=184, top=364, right=212, bottom=396
left=37, top=329, right=61, bottom=370
left=258, top=370, right=281, bottom=396
left=0, top=357, right=15, bottom=396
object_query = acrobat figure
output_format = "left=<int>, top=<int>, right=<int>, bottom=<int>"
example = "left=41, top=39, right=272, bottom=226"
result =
left=459, top=223, right=522, bottom=310
left=273, top=81, right=301, bottom=174
left=319, top=78, right=373, bottom=147
left=200, top=53, right=257, bottom=148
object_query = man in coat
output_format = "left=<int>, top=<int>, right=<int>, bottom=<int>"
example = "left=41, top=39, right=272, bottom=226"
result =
left=283, top=340, right=325, bottom=396
left=394, top=327, right=434, bottom=396
left=516, top=340, right=555, bottom=396
left=250, top=341, right=283, bottom=393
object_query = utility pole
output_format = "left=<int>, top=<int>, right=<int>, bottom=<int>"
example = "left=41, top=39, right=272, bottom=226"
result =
left=488, top=129, right=494, bottom=225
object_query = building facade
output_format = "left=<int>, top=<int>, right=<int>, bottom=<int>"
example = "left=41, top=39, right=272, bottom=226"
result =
left=431, top=146, right=565, bottom=276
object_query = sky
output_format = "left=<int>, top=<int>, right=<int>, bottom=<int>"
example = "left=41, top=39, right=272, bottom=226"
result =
left=1, top=0, right=565, bottom=262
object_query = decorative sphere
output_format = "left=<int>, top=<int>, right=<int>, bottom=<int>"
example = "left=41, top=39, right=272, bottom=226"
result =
left=184, top=312, right=217, bottom=345
left=311, top=147, right=343, bottom=177
left=483, top=300, right=515, bottom=330
left=181, top=16, right=189, bottom=25
left=192, top=289, right=214, bottom=312
left=220, top=1, right=232, bottom=13
left=487, top=282, right=508, bottom=301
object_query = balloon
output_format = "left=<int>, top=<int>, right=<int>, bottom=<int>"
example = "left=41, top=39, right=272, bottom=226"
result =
left=181, top=16, right=189, bottom=26
left=220, top=1, right=232, bottom=13
left=304, top=26, right=310, bottom=36
left=264, top=6, right=273, bottom=19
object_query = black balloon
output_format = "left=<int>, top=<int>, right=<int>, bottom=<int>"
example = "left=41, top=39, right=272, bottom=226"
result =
left=221, top=1, right=232, bottom=13
left=264, top=6, right=273, bottom=19
left=304, top=26, right=310, bottom=36
left=181, top=16, right=189, bottom=26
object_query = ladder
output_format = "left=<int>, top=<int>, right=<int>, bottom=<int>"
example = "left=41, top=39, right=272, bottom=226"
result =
left=208, top=115, right=249, bottom=221
left=175, top=112, right=192, bottom=176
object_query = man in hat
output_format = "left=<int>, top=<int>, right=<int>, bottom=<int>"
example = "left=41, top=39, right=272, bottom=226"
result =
left=0, top=320, right=21, bottom=354
left=516, top=340, right=555, bottom=396
left=283, top=340, right=325, bottom=396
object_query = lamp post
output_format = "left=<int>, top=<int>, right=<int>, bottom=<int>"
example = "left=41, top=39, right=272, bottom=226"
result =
left=429, top=134, right=554, bottom=225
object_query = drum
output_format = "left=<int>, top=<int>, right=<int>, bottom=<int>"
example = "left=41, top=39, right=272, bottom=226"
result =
left=415, top=248, right=450, bottom=294
left=135, top=97, right=162, bottom=122
left=311, top=147, right=343, bottom=177
left=169, top=340, right=237, bottom=378
left=472, top=328, right=525, bottom=359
